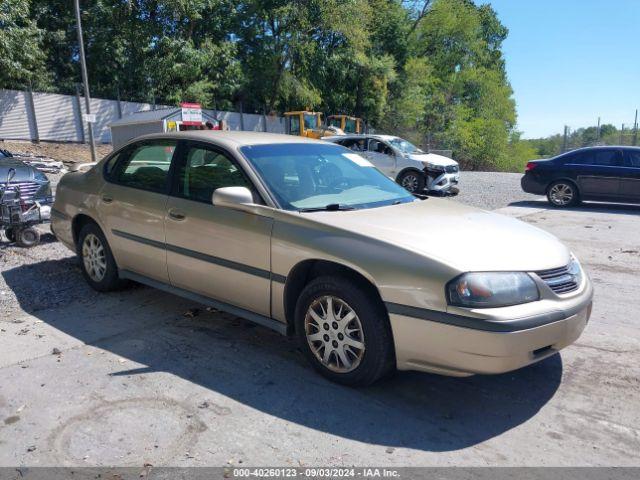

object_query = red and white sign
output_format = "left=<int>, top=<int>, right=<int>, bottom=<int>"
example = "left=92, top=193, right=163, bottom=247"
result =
left=180, top=102, right=202, bottom=125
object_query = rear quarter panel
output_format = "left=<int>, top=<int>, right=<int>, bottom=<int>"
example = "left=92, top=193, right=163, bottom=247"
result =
left=52, top=167, right=106, bottom=250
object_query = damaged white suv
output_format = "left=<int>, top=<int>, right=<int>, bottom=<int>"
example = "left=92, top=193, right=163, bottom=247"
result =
left=324, top=134, right=459, bottom=195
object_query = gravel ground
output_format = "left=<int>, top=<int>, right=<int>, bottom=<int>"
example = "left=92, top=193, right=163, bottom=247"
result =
left=455, top=171, right=542, bottom=210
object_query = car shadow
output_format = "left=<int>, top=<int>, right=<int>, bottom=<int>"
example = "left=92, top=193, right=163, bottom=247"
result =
left=2, top=259, right=563, bottom=453
left=509, top=199, right=640, bottom=216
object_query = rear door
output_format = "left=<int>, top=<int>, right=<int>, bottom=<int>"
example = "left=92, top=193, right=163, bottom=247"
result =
left=568, top=149, right=623, bottom=199
left=99, top=139, right=177, bottom=282
left=621, top=149, right=640, bottom=201
left=365, top=139, right=396, bottom=177
left=164, top=141, right=273, bottom=316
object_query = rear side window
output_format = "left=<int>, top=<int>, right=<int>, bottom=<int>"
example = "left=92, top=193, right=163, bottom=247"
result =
left=591, top=150, right=621, bottom=166
left=176, top=146, right=251, bottom=203
left=340, top=138, right=367, bottom=152
left=566, top=150, right=621, bottom=166
left=112, top=141, right=176, bottom=193
left=625, top=151, right=640, bottom=168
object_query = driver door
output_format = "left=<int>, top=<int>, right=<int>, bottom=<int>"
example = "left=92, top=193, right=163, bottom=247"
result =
left=164, top=141, right=273, bottom=316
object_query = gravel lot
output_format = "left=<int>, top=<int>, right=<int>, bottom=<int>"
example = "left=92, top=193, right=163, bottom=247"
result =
left=455, top=171, right=541, bottom=210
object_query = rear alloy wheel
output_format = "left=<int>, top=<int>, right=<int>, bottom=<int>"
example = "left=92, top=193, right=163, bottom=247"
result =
left=77, top=223, right=127, bottom=292
left=295, top=276, right=395, bottom=386
left=82, top=233, right=108, bottom=283
left=398, top=171, right=426, bottom=193
left=547, top=181, right=579, bottom=207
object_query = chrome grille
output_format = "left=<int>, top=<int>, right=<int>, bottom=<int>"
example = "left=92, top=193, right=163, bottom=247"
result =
left=536, top=265, right=578, bottom=294
left=1, top=181, right=41, bottom=202
left=445, top=165, right=459, bottom=173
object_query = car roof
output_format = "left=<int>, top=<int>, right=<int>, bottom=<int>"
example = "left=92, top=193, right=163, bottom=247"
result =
left=559, top=145, right=640, bottom=155
left=324, top=134, right=400, bottom=142
left=129, top=130, right=325, bottom=149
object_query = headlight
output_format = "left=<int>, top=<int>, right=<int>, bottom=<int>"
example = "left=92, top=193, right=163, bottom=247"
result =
left=447, top=272, right=539, bottom=308
left=34, top=170, right=48, bottom=181
left=422, top=161, right=445, bottom=172
left=567, top=255, right=583, bottom=287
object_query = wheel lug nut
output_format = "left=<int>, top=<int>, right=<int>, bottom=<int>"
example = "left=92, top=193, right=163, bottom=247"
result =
left=323, top=334, right=330, bottom=342
left=332, top=322, right=338, bottom=329
left=338, top=333, right=344, bottom=340
left=323, top=323, right=330, bottom=330
left=332, top=340, right=339, bottom=348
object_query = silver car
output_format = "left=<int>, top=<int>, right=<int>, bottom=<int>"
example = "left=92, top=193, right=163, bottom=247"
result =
left=324, top=134, right=460, bottom=194
left=51, top=131, right=593, bottom=386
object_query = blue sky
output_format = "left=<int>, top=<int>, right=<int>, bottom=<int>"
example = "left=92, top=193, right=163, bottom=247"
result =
left=479, top=0, right=640, bottom=138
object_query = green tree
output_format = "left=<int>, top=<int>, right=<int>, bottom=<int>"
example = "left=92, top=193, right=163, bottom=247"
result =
left=0, top=0, right=51, bottom=90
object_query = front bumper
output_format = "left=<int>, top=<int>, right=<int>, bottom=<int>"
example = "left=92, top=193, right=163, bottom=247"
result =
left=387, top=282, right=593, bottom=376
left=426, top=171, right=459, bottom=193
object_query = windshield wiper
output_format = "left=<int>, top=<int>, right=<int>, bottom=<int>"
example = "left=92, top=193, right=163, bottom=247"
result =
left=299, top=203, right=356, bottom=212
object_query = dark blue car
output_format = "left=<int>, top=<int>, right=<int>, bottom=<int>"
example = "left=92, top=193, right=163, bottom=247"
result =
left=521, top=146, right=640, bottom=207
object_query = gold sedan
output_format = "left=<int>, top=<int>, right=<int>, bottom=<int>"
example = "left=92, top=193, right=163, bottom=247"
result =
left=51, top=131, right=593, bottom=386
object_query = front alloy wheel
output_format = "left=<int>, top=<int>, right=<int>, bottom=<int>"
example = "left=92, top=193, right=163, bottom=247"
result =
left=305, top=295, right=365, bottom=373
left=295, top=276, right=395, bottom=386
left=398, top=171, right=425, bottom=193
left=547, top=181, right=578, bottom=207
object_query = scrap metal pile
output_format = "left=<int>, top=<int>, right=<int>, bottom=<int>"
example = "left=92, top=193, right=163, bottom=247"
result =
left=0, top=149, right=66, bottom=174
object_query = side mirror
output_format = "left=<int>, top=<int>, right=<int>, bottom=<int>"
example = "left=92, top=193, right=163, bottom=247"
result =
left=212, top=186, right=254, bottom=209
left=7, top=167, right=16, bottom=183
left=69, top=162, right=97, bottom=173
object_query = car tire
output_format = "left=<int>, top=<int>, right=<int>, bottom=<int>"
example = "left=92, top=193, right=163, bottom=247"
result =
left=16, top=227, right=40, bottom=248
left=77, top=222, right=127, bottom=292
left=4, top=228, right=16, bottom=243
left=295, top=276, right=395, bottom=386
left=547, top=180, right=580, bottom=208
left=397, top=170, right=426, bottom=193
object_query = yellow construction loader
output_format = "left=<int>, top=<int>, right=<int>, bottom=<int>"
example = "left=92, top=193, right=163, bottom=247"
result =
left=327, top=114, right=363, bottom=134
left=284, top=111, right=343, bottom=138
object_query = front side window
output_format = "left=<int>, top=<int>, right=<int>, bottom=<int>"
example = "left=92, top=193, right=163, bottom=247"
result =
left=176, top=146, right=251, bottom=203
left=240, top=143, right=414, bottom=211
left=368, top=139, right=393, bottom=156
left=112, top=141, right=176, bottom=192
left=625, top=150, right=640, bottom=168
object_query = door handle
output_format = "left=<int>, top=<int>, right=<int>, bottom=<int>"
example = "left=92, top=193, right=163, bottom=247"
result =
left=168, top=209, right=186, bottom=221
left=101, top=195, right=113, bottom=204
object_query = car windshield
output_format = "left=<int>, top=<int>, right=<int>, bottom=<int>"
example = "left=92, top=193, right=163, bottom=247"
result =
left=240, top=143, right=415, bottom=211
left=387, top=137, right=424, bottom=154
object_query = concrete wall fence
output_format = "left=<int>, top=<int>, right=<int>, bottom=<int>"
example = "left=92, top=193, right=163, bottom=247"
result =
left=0, top=88, right=285, bottom=144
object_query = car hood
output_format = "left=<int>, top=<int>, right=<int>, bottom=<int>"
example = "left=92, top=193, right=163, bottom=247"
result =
left=407, top=152, right=458, bottom=167
left=304, top=198, right=570, bottom=272
left=0, top=159, right=34, bottom=182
